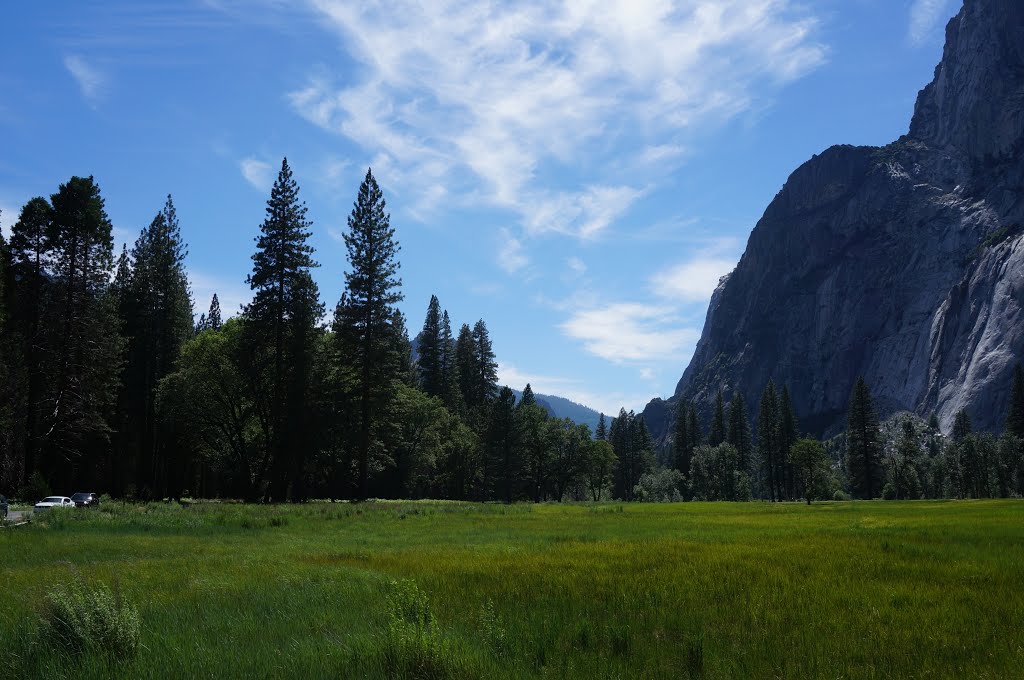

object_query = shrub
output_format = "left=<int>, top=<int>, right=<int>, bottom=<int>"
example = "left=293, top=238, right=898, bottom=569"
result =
left=479, top=600, right=509, bottom=658
left=34, top=506, right=76, bottom=530
left=378, top=579, right=462, bottom=679
left=386, top=579, right=436, bottom=633
left=40, top=576, right=141, bottom=659
left=833, top=490, right=852, bottom=501
left=633, top=469, right=684, bottom=502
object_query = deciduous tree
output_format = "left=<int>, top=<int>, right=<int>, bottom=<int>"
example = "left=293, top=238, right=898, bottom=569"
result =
left=790, top=438, right=829, bottom=504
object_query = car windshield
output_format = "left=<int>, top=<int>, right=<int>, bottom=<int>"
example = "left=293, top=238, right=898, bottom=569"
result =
left=42, top=497, right=63, bottom=503
left=71, top=493, right=89, bottom=500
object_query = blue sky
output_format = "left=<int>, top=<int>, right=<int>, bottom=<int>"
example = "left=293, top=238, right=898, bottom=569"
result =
left=0, top=0, right=959, bottom=416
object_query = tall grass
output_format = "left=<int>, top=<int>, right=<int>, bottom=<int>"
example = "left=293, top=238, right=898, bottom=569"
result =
left=40, top=573, right=141, bottom=658
left=1, top=500, right=1022, bottom=678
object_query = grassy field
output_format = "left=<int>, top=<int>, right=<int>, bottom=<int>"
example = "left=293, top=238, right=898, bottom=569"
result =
left=1, top=500, right=1022, bottom=679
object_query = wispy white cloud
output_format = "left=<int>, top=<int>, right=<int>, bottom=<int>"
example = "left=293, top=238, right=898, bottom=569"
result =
left=908, top=0, right=956, bottom=47
left=498, top=362, right=576, bottom=395
left=64, top=55, right=106, bottom=104
left=239, top=157, right=273, bottom=192
left=560, top=302, right=700, bottom=363
left=567, top=256, right=587, bottom=278
left=552, top=233, right=737, bottom=368
left=522, top=185, right=646, bottom=239
left=639, top=144, right=688, bottom=167
left=291, top=0, right=827, bottom=243
left=649, top=256, right=737, bottom=303
left=320, top=155, right=351, bottom=185
left=497, top=228, right=529, bottom=274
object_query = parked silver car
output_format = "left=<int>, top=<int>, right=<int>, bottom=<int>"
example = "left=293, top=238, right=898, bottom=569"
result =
left=34, top=496, right=74, bottom=513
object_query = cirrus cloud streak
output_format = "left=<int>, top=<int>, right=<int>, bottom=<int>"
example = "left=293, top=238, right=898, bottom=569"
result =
left=290, top=0, right=827, bottom=247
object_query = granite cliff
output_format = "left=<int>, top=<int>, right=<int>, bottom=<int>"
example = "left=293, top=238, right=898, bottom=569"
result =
left=644, top=0, right=1024, bottom=442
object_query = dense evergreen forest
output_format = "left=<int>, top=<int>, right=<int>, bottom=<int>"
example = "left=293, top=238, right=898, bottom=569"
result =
left=1, top=160, right=1023, bottom=503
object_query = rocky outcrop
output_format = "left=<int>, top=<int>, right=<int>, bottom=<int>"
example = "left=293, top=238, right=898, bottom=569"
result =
left=644, top=0, right=1024, bottom=441
left=909, top=0, right=1024, bottom=165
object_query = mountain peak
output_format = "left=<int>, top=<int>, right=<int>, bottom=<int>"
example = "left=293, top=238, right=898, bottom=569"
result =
left=909, top=0, right=1024, bottom=162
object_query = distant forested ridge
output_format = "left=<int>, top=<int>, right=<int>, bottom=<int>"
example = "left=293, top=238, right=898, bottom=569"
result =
left=511, top=389, right=601, bottom=432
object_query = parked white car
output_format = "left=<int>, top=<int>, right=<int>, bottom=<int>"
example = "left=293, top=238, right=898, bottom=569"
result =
left=34, top=496, right=74, bottom=513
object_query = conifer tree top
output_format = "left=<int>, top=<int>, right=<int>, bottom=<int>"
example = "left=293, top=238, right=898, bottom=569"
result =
left=340, top=168, right=402, bottom=310
left=248, top=157, right=318, bottom=294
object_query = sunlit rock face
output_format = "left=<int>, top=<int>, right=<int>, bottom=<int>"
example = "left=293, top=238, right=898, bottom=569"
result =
left=645, top=0, right=1024, bottom=442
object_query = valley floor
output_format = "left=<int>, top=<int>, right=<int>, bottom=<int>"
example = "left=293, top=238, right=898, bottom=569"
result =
left=2, top=500, right=1022, bottom=678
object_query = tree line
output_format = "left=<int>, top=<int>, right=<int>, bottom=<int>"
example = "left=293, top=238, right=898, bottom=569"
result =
left=2, top=161, right=1022, bottom=503
left=0, top=161, right=629, bottom=502
left=662, top=373, right=1024, bottom=502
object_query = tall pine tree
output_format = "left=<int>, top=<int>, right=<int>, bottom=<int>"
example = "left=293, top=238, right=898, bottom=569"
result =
left=952, top=409, right=973, bottom=441
left=757, top=380, right=780, bottom=501
left=334, top=168, right=403, bottom=500
left=610, top=409, right=632, bottom=499
left=687, top=404, right=702, bottom=454
left=391, top=308, right=417, bottom=388
left=708, top=391, right=727, bottom=447
left=439, top=310, right=459, bottom=411
left=455, top=323, right=476, bottom=419
left=517, top=384, right=550, bottom=501
left=120, top=195, right=194, bottom=497
left=611, top=409, right=651, bottom=500
left=207, top=293, right=223, bottom=330
left=469, top=320, right=498, bottom=422
left=0, top=220, right=14, bottom=491
left=8, top=197, right=54, bottom=486
left=846, top=377, right=882, bottom=499
left=727, top=392, right=753, bottom=479
left=45, top=177, right=123, bottom=491
left=245, top=159, right=322, bottom=501
left=673, top=399, right=693, bottom=479
left=418, top=295, right=443, bottom=397
left=484, top=386, right=520, bottom=502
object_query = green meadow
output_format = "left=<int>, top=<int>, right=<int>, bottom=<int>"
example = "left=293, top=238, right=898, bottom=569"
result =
left=2, top=500, right=1022, bottom=679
